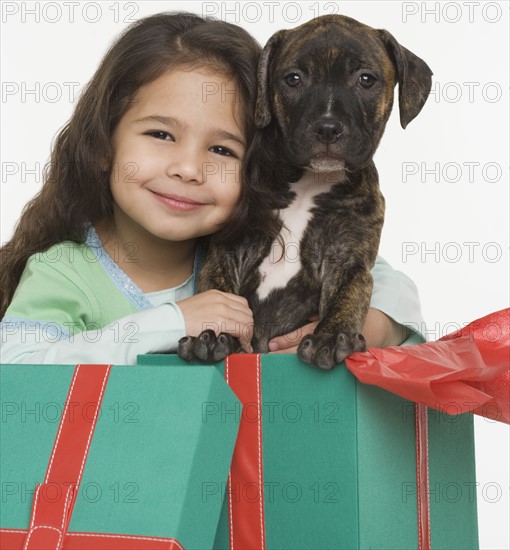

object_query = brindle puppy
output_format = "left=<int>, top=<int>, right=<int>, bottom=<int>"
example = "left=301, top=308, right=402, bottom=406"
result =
left=178, top=14, right=432, bottom=369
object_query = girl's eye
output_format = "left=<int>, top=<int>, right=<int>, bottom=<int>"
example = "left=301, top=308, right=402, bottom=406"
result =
left=210, top=145, right=236, bottom=158
left=146, top=130, right=174, bottom=141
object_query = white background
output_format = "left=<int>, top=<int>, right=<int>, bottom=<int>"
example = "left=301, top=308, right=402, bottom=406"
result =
left=1, top=1, right=508, bottom=547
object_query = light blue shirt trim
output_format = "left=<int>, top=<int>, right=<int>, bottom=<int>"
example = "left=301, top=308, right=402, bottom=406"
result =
left=85, top=226, right=154, bottom=312
left=84, top=226, right=202, bottom=310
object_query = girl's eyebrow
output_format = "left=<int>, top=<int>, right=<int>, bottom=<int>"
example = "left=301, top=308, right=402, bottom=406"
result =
left=214, top=130, right=245, bottom=147
left=133, top=115, right=183, bottom=128
left=133, top=115, right=245, bottom=147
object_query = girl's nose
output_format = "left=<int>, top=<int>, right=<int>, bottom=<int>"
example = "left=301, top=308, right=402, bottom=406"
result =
left=166, top=146, right=204, bottom=184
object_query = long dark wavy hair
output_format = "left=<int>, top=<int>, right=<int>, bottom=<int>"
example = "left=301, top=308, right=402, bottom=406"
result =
left=0, top=12, right=280, bottom=318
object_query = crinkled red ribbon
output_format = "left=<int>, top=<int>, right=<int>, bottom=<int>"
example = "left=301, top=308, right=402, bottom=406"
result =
left=345, top=308, right=510, bottom=423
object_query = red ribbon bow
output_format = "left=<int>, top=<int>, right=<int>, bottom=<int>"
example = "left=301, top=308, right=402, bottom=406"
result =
left=345, top=308, right=510, bottom=423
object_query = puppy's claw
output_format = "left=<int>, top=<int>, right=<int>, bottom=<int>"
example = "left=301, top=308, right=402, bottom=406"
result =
left=177, top=330, right=243, bottom=363
left=314, top=341, right=337, bottom=371
left=193, top=329, right=216, bottom=361
left=334, top=332, right=366, bottom=364
left=297, top=335, right=315, bottom=364
left=355, top=333, right=367, bottom=350
left=212, top=333, right=242, bottom=362
left=177, top=336, right=197, bottom=362
left=298, top=331, right=366, bottom=369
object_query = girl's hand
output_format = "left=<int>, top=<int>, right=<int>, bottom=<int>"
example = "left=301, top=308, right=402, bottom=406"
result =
left=177, top=290, right=254, bottom=352
left=268, top=316, right=319, bottom=353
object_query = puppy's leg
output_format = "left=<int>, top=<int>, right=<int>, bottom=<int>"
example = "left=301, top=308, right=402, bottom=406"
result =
left=298, top=265, right=372, bottom=369
left=178, top=240, right=266, bottom=362
left=177, top=255, right=243, bottom=362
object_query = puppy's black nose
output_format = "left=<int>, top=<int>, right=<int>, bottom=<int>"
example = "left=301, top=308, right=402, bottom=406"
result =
left=315, top=120, right=344, bottom=144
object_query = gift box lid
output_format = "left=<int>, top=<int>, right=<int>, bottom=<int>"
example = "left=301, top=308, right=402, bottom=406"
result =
left=0, top=363, right=240, bottom=550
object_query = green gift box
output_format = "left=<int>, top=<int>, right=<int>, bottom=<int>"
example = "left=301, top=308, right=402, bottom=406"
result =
left=138, top=352, right=479, bottom=550
left=0, top=363, right=240, bottom=549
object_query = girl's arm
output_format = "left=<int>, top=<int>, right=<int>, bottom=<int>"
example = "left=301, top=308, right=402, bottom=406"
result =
left=1, top=294, right=253, bottom=365
left=367, top=255, right=425, bottom=345
left=0, top=305, right=188, bottom=365
left=1, top=247, right=253, bottom=365
left=0, top=246, right=192, bottom=365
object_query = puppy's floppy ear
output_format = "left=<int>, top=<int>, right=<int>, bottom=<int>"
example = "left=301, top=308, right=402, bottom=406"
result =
left=378, top=29, right=433, bottom=129
left=256, top=30, right=286, bottom=128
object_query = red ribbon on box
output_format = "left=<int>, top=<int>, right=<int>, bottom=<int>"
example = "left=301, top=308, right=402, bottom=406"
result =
left=345, top=308, right=510, bottom=424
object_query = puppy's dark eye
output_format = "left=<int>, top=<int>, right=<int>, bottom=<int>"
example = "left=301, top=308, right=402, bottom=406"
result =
left=358, top=73, right=376, bottom=88
left=285, top=73, right=302, bottom=87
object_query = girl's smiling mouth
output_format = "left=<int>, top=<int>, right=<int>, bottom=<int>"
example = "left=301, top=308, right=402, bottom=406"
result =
left=150, top=190, right=207, bottom=212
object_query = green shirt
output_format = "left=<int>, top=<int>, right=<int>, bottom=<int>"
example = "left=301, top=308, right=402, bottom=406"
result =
left=1, top=227, right=193, bottom=364
left=1, top=227, right=424, bottom=364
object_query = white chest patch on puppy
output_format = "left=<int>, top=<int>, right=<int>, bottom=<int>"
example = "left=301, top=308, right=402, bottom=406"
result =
left=256, top=170, right=343, bottom=301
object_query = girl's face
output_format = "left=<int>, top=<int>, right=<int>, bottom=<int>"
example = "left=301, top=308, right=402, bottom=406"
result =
left=109, top=67, right=245, bottom=243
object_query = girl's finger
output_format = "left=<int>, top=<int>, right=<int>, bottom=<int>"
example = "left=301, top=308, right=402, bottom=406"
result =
left=268, top=321, right=318, bottom=352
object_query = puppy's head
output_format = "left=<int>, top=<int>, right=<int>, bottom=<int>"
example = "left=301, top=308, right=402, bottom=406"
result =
left=256, top=15, right=433, bottom=172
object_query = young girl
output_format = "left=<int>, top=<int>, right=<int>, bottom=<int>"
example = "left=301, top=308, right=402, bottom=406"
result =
left=0, top=12, right=423, bottom=365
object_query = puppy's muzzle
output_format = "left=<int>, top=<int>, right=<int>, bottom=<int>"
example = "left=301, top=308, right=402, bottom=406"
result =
left=314, top=119, right=345, bottom=145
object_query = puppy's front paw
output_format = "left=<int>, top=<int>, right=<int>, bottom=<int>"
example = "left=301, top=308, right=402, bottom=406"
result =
left=297, top=332, right=366, bottom=370
left=178, top=330, right=243, bottom=363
